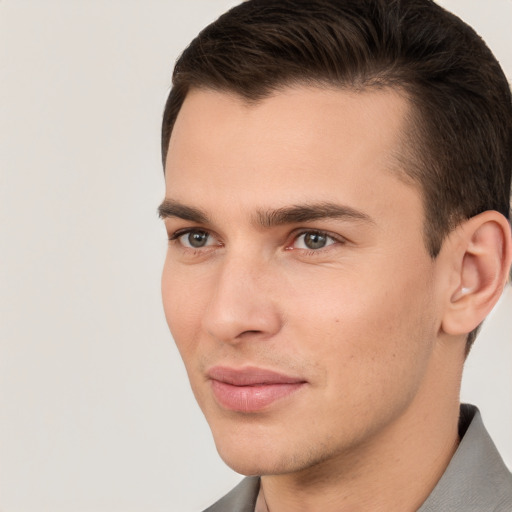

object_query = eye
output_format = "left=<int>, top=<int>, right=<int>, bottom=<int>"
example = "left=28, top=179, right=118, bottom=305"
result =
left=172, top=229, right=216, bottom=249
left=292, top=231, right=337, bottom=250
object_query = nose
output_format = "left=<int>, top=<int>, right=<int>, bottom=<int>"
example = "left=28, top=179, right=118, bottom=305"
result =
left=201, top=254, right=283, bottom=344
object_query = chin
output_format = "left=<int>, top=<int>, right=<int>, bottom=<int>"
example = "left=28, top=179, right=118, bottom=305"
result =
left=218, top=454, right=269, bottom=476
left=217, top=448, right=293, bottom=476
left=214, top=434, right=269, bottom=475
left=210, top=424, right=292, bottom=476
left=212, top=426, right=322, bottom=477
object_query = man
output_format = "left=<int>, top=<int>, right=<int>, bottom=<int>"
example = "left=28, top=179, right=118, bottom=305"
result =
left=158, top=0, right=512, bottom=510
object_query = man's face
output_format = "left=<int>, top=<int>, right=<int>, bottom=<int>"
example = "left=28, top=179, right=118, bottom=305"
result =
left=161, top=86, right=444, bottom=476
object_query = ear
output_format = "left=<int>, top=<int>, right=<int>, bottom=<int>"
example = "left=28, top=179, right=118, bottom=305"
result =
left=441, top=211, right=512, bottom=337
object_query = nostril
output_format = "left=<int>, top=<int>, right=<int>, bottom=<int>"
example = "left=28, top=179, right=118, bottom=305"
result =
left=236, top=329, right=264, bottom=339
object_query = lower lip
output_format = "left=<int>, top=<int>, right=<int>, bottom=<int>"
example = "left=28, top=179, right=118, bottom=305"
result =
left=211, top=380, right=305, bottom=413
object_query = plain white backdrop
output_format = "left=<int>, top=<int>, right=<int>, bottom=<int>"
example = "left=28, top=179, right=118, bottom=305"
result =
left=0, top=1, right=511, bottom=511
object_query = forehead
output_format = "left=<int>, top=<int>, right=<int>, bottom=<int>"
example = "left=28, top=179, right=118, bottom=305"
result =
left=168, top=85, right=410, bottom=155
left=164, top=86, right=419, bottom=223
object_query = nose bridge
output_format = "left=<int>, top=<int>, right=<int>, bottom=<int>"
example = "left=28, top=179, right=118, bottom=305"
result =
left=202, top=249, right=281, bottom=343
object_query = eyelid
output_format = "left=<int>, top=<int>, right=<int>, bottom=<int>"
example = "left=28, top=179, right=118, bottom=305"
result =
left=286, top=228, right=346, bottom=250
left=168, top=227, right=222, bottom=250
left=168, top=227, right=200, bottom=241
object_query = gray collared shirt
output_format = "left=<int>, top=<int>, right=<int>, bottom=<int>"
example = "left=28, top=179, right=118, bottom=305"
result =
left=204, top=404, right=512, bottom=511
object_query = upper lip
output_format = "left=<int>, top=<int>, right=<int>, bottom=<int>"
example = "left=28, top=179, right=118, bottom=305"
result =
left=207, top=366, right=306, bottom=386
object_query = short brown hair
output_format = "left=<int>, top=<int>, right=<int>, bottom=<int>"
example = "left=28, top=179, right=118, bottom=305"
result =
left=161, top=0, right=512, bottom=349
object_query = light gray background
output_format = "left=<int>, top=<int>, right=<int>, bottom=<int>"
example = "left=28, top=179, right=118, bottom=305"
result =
left=0, top=1, right=510, bottom=511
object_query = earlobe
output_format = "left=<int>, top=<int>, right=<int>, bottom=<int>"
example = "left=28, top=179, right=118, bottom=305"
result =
left=441, top=211, right=512, bottom=337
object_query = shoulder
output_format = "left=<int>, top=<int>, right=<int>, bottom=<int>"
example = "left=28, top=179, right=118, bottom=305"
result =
left=419, top=404, right=512, bottom=511
left=202, top=476, right=260, bottom=512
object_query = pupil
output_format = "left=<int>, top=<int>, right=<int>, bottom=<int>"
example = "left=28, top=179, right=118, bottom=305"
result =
left=305, top=232, right=326, bottom=249
left=188, top=231, right=207, bottom=248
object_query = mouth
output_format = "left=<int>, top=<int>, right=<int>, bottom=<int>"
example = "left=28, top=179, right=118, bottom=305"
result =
left=207, top=366, right=307, bottom=413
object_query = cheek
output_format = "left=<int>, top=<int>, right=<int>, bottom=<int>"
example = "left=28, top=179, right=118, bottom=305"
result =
left=161, top=261, right=206, bottom=359
left=285, top=260, right=437, bottom=386
left=290, top=294, right=435, bottom=447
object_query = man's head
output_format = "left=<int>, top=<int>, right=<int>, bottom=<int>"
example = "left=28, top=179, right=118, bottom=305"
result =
left=162, top=0, right=512, bottom=351
left=159, top=0, right=511, bottom=480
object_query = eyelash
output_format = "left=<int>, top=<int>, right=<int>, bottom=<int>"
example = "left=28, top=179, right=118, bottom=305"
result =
left=168, top=228, right=345, bottom=255
left=288, top=230, right=343, bottom=253
left=168, top=228, right=221, bottom=251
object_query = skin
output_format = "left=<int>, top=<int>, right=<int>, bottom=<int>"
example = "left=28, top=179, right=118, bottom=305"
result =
left=160, top=86, right=497, bottom=511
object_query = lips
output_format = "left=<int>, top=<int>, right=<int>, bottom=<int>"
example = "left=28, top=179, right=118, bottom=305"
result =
left=207, top=366, right=306, bottom=413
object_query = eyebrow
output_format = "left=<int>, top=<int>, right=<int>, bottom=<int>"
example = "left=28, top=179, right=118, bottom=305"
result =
left=255, top=202, right=374, bottom=227
left=158, top=199, right=210, bottom=224
left=158, top=199, right=373, bottom=227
